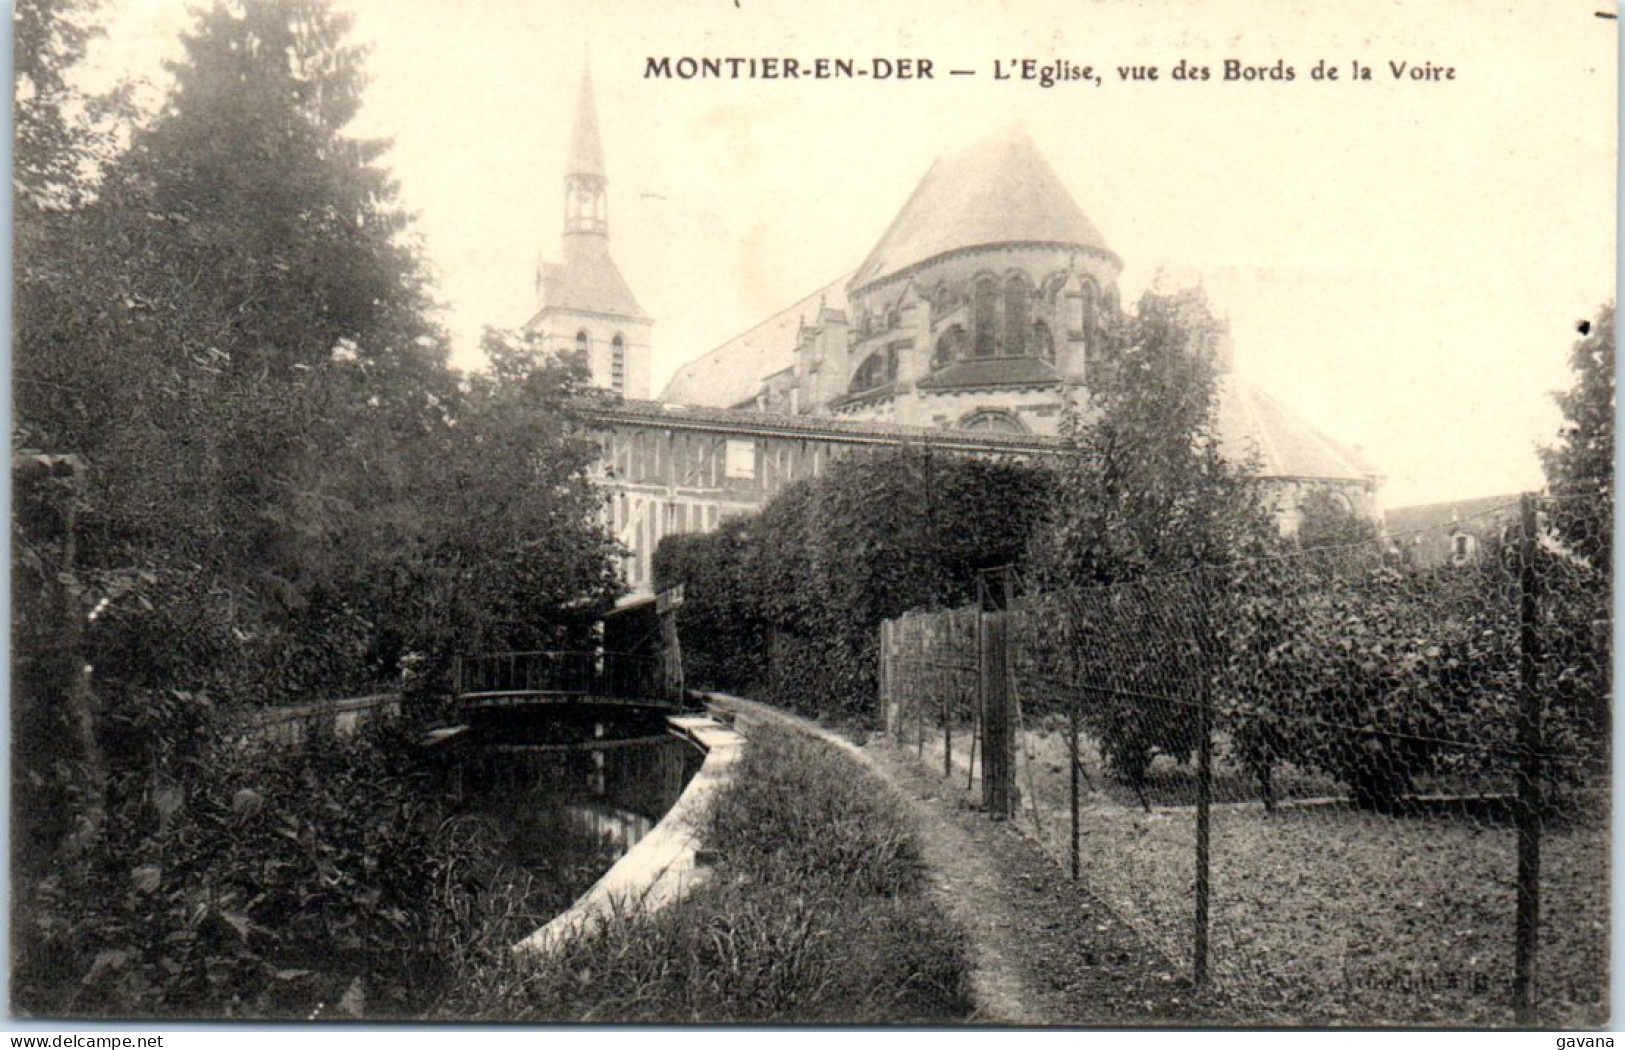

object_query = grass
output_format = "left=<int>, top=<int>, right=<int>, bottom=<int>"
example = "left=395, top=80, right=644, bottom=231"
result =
left=443, top=723, right=974, bottom=1023
left=912, top=720, right=1608, bottom=1027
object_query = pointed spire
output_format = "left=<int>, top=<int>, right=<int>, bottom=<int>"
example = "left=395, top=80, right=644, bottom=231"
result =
left=567, top=68, right=606, bottom=180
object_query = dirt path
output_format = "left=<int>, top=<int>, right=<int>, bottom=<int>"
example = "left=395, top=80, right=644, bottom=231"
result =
left=708, top=694, right=1224, bottom=1026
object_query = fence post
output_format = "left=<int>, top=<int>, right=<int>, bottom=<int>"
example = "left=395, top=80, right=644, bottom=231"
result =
left=917, top=637, right=927, bottom=758
left=879, top=619, right=893, bottom=733
left=1514, top=492, right=1543, bottom=1024
left=1069, top=706, right=1081, bottom=881
left=967, top=663, right=981, bottom=792
left=1194, top=671, right=1213, bottom=988
left=980, top=610, right=1014, bottom=818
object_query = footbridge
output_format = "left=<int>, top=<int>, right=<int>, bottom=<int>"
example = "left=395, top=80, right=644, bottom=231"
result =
left=451, top=649, right=683, bottom=713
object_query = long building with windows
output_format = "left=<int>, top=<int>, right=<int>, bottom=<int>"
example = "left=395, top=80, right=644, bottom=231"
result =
left=532, top=72, right=1382, bottom=595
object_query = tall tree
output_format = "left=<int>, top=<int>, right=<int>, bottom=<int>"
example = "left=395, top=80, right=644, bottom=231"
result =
left=11, top=0, right=118, bottom=881
left=15, top=0, right=455, bottom=696
left=1540, top=304, right=1614, bottom=576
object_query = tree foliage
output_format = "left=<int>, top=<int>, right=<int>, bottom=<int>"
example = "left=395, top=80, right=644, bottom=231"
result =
left=15, top=0, right=620, bottom=707
left=1540, top=303, right=1614, bottom=576
left=651, top=523, right=765, bottom=693
left=348, top=329, right=623, bottom=686
left=12, top=0, right=114, bottom=208
left=12, top=0, right=625, bottom=1011
left=1029, top=286, right=1271, bottom=591
left=16, top=0, right=452, bottom=698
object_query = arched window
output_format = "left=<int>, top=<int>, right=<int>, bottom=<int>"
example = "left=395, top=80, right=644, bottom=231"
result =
left=611, top=334, right=626, bottom=393
left=575, top=330, right=590, bottom=356
left=958, top=409, right=1027, bottom=434
left=1032, top=321, right=1055, bottom=363
left=933, top=325, right=970, bottom=369
left=972, top=277, right=998, bottom=358
left=1004, top=274, right=1031, bottom=356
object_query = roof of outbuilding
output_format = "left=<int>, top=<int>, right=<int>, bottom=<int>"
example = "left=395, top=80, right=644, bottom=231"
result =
left=1382, top=494, right=1521, bottom=537
left=851, top=125, right=1115, bottom=293
left=586, top=383, right=1380, bottom=485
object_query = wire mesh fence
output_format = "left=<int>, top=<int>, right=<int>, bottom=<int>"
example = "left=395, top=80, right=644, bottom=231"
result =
left=878, top=494, right=1609, bottom=1026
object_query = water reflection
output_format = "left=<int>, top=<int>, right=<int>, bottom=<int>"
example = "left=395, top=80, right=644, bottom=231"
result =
left=461, top=710, right=704, bottom=917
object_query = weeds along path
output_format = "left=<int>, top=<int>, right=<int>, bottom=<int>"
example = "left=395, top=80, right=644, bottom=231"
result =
left=706, top=694, right=1216, bottom=1026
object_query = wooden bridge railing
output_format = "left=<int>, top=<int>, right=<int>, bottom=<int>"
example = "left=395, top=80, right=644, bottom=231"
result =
left=452, top=650, right=669, bottom=706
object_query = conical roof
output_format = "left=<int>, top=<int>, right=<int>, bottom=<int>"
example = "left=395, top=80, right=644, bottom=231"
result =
left=567, top=69, right=606, bottom=179
left=850, top=126, right=1114, bottom=292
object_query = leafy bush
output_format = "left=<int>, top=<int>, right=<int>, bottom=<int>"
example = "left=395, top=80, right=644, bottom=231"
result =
left=1220, top=542, right=1603, bottom=811
left=650, top=524, right=765, bottom=693
left=655, top=448, right=1051, bottom=720
left=12, top=719, right=540, bottom=1020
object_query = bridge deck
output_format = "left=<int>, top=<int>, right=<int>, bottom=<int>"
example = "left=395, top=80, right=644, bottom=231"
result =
left=457, top=690, right=682, bottom=709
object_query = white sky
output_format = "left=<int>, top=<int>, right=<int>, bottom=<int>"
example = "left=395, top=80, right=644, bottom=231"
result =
left=79, top=0, right=1617, bottom=509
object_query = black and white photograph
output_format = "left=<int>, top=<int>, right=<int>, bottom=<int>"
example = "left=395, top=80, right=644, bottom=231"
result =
left=9, top=0, right=1616, bottom=1034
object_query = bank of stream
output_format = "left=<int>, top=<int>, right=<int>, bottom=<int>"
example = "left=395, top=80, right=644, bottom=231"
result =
left=453, top=706, right=707, bottom=931
left=444, top=712, right=976, bottom=1023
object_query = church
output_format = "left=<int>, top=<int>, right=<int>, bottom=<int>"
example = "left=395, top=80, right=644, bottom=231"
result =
left=526, top=72, right=1382, bottom=595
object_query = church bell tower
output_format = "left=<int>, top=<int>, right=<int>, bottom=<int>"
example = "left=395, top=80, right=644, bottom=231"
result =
left=525, top=68, right=652, bottom=399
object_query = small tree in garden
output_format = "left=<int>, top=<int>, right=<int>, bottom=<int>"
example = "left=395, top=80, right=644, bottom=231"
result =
left=1027, top=285, right=1273, bottom=796
left=1225, top=302, right=1617, bottom=811
left=1224, top=552, right=1523, bottom=812
left=1247, top=306, right=1617, bottom=809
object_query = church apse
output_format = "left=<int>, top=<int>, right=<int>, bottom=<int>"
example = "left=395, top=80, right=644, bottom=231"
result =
left=534, top=108, right=1381, bottom=595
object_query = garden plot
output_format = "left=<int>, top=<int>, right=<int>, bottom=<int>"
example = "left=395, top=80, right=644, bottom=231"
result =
left=917, top=723, right=1608, bottom=1026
